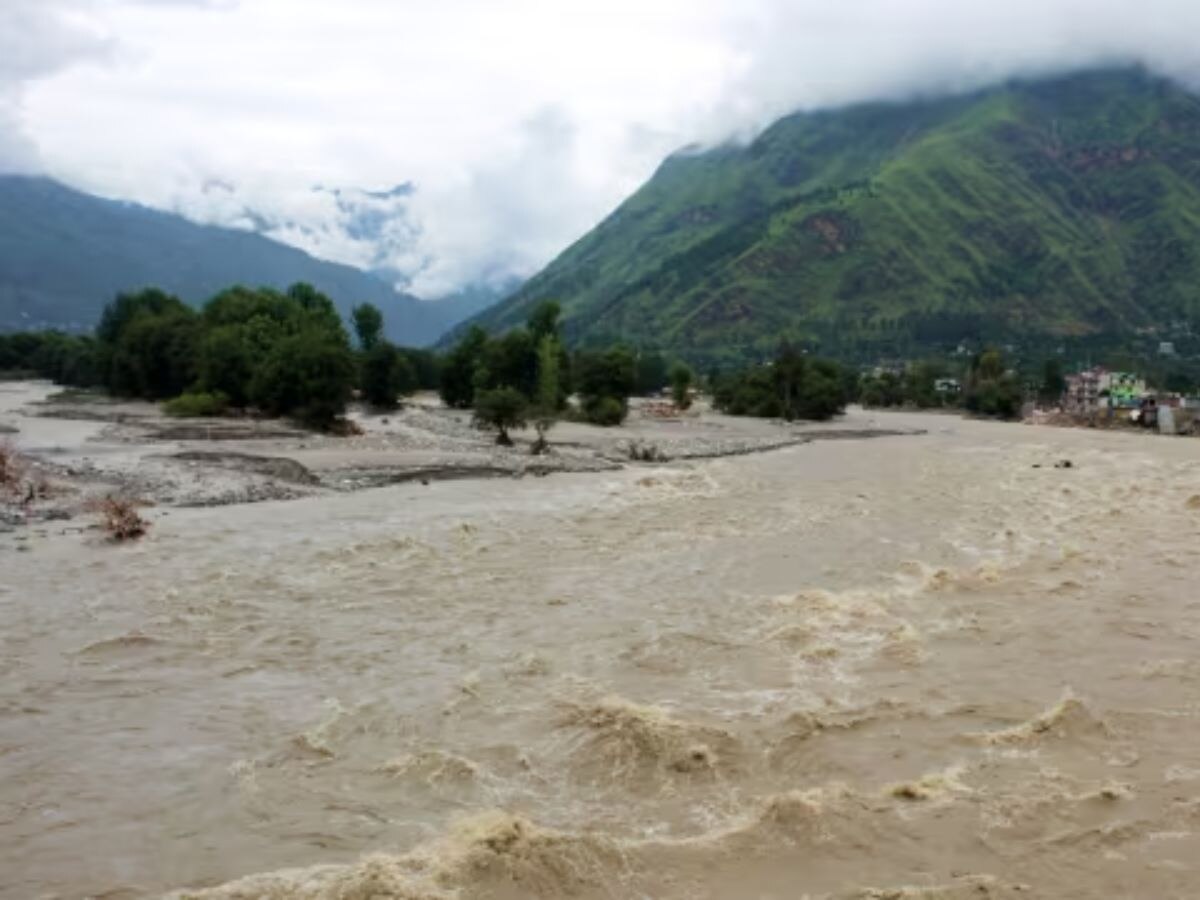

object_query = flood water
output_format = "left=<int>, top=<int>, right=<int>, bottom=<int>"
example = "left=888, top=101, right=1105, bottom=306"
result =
left=3, top=411, right=1200, bottom=898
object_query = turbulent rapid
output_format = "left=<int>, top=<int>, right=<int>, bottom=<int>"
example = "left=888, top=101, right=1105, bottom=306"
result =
left=3, top=411, right=1200, bottom=898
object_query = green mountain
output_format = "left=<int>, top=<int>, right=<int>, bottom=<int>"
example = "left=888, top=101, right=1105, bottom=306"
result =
left=0, top=176, right=465, bottom=345
left=468, top=67, right=1200, bottom=363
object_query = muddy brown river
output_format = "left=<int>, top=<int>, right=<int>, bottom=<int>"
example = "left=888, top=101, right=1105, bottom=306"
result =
left=3, top=411, right=1200, bottom=898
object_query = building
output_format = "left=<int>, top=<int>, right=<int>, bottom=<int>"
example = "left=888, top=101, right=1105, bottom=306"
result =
left=1063, top=367, right=1148, bottom=414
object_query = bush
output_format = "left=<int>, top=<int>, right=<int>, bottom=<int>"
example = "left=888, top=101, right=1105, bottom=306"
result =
left=582, top=394, right=627, bottom=426
left=88, top=495, right=150, bottom=541
left=163, top=391, right=230, bottom=418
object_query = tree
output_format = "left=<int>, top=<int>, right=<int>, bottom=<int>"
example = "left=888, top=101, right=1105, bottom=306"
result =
left=361, top=341, right=416, bottom=409
left=478, top=329, right=537, bottom=397
left=965, top=348, right=1023, bottom=419
left=440, top=326, right=488, bottom=409
left=636, top=352, right=669, bottom=395
left=669, top=362, right=693, bottom=410
left=713, top=354, right=848, bottom=421
left=1041, top=358, right=1066, bottom=405
left=107, top=308, right=200, bottom=399
left=473, top=387, right=527, bottom=446
left=196, top=324, right=258, bottom=407
left=97, top=288, right=197, bottom=394
left=794, top=358, right=846, bottom=420
left=773, top=341, right=807, bottom=420
left=287, top=283, right=341, bottom=330
left=249, top=328, right=355, bottom=428
left=531, top=335, right=562, bottom=454
left=401, top=348, right=441, bottom=389
left=576, top=346, right=636, bottom=425
left=352, top=303, right=385, bottom=351
left=527, top=300, right=562, bottom=344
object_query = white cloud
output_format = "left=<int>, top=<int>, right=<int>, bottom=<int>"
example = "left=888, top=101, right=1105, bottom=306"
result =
left=6, top=0, right=1200, bottom=296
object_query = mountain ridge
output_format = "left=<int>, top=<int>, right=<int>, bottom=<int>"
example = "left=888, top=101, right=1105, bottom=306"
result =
left=0, top=175, right=466, bottom=345
left=462, top=66, right=1200, bottom=363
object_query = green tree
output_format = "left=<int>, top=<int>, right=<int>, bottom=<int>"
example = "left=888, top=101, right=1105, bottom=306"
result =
left=361, top=341, right=416, bottom=409
left=527, top=300, right=562, bottom=344
left=669, top=362, right=693, bottom=410
left=1041, top=358, right=1066, bottom=404
left=794, top=358, right=846, bottom=420
left=351, top=303, right=385, bottom=351
left=531, top=335, right=562, bottom=454
left=249, top=328, right=355, bottom=428
left=636, top=352, right=669, bottom=395
left=401, top=348, right=441, bottom=389
left=473, top=386, right=528, bottom=446
left=773, top=341, right=808, bottom=420
left=713, top=354, right=847, bottom=421
left=478, top=329, right=537, bottom=397
left=196, top=324, right=258, bottom=407
left=576, top=346, right=636, bottom=425
left=966, top=348, right=1023, bottom=419
left=287, top=283, right=343, bottom=333
left=440, top=326, right=488, bottom=409
left=903, top=360, right=948, bottom=408
left=108, top=307, right=200, bottom=399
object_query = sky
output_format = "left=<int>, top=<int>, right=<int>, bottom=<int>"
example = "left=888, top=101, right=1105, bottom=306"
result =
left=3, top=0, right=1200, bottom=299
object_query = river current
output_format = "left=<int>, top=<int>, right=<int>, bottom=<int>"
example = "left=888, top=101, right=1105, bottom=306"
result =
left=3, top=411, right=1199, bottom=898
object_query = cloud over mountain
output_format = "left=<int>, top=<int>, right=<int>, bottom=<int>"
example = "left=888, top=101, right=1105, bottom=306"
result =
left=5, top=0, right=1200, bottom=297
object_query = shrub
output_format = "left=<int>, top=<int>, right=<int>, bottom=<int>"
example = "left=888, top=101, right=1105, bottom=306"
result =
left=582, top=395, right=627, bottom=426
left=88, top=495, right=150, bottom=541
left=627, top=440, right=669, bottom=462
left=0, top=441, right=21, bottom=493
left=163, top=391, right=230, bottom=418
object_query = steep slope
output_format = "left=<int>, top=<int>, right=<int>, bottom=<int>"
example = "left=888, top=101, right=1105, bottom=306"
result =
left=468, top=67, right=1200, bottom=362
left=0, top=176, right=465, bottom=345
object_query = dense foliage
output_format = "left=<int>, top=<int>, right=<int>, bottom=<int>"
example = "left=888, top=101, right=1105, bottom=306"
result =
left=963, top=350, right=1025, bottom=419
left=712, top=343, right=849, bottom=421
left=0, top=331, right=99, bottom=386
left=472, top=387, right=528, bottom=445
left=465, top=68, right=1200, bottom=365
left=856, top=350, right=1031, bottom=419
left=574, top=346, right=636, bottom=425
left=439, top=301, right=639, bottom=442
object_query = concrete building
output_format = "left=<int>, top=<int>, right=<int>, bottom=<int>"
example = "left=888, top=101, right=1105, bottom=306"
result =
left=1063, top=367, right=1148, bottom=414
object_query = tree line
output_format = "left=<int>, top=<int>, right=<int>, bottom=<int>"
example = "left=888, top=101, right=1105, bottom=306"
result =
left=1, top=286, right=864, bottom=436
left=710, top=342, right=851, bottom=421
left=0, top=284, right=438, bottom=429
left=855, top=349, right=1037, bottom=419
